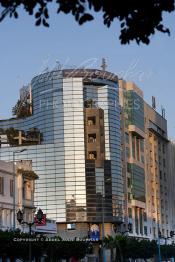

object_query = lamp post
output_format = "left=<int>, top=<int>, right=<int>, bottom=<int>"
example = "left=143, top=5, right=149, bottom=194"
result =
left=101, top=178, right=112, bottom=262
left=158, top=230, right=175, bottom=262
left=111, top=223, right=132, bottom=262
left=12, top=148, right=27, bottom=231
left=101, top=180, right=105, bottom=262
left=17, top=208, right=44, bottom=262
left=157, top=226, right=162, bottom=262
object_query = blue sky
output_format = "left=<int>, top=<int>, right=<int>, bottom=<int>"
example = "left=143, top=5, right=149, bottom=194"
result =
left=0, top=8, right=175, bottom=138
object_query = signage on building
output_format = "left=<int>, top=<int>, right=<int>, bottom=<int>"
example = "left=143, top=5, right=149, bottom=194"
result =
left=35, top=220, right=57, bottom=234
left=90, top=224, right=100, bottom=241
left=34, top=214, right=46, bottom=226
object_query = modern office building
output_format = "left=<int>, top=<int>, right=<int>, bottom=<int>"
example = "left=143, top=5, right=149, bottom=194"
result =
left=0, top=160, right=37, bottom=230
left=0, top=69, right=124, bottom=238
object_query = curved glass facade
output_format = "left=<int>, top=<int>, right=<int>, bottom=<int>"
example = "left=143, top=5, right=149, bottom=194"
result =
left=0, top=69, right=123, bottom=223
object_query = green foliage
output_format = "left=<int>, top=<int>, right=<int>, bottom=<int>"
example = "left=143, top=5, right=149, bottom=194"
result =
left=104, top=235, right=158, bottom=261
left=0, top=230, right=88, bottom=260
left=5, top=127, right=19, bottom=146
left=12, top=99, right=31, bottom=118
left=161, top=244, right=175, bottom=259
left=0, top=0, right=174, bottom=44
left=84, top=99, right=96, bottom=108
left=0, top=126, right=43, bottom=147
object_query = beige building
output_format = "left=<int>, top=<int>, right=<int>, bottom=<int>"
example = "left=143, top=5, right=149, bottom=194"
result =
left=167, top=141, right=175, bottom=236
left=119, top=80, right=173, bottom=240
left=119, top=80, right=147, bottom=238
left=144, top=102, right=170, bottom=239
left=0, top=160, right=38, bottom=231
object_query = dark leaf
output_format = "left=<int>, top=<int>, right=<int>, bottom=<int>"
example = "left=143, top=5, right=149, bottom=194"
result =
left=35, top=17, right=41, bottom=26
left=156, top=24, right=170, bottom=35
left=14, top=11, right=18, bottom=19
left=44, top=8, right=49, bottom=19
left=121, top=22, right=125, bottom=28
left=79, top=13, right=94, bottom=25
left=43, top=18, right=49, bottom=27
left=0, top=0, right=174, bottom=45
left=35, top=12, right=41, bottom=18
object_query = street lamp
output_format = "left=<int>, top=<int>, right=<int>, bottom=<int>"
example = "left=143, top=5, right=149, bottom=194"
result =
left=12, top=148, right=27, bottom=231
left=17, top=208, right=44, bottom=234
left=157, top=225, right=162, bottom=262
left=17, top=208, right=44, bottom=262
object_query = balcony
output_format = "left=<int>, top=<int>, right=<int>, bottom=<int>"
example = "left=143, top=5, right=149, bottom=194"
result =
left=88, top=134, right=96, bottom=143
left=128, top=125, right=145, bottom=138
left=88, top=151, right=97, bottom=160
left=87, top=116, right=96, bottom=126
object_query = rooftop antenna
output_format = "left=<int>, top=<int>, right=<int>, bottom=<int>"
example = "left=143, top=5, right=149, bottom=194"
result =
left=152, top=96, right=156, bottom=110
left=55, top=60, right=62, bottom=70
left=101, top=58, right=107, bottom=71
left=161, top=106, right=166, bottom=118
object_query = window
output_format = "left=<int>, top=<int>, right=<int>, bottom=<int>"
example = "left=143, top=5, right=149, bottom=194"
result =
left=160, top=185, right=163, bottom=194
left=153, top=227, right=156, bottom=238
left=87, top=116, right=96, bottom=126
left=144, top=226, right=147, bottom=236
left=166, top=215, right=168, bottom=224
left=67, top=223, right=76, bottom=230
left=162, top=214, right=165, bottom=224
left=88, top=151, right=97, bottom=160
left=136, top=137, right=140, bottom=161
left=135, top=207, right=139, bottom=234
left=127, top=177, right=131, bottom=187
left=143, top=212, right=147, bottom=221
left=140, top=209, right=143, bottom=235
left=160, top=171, right=162, bottom=180
left=140, top=139, right=144, bottom=152
left=88, top=134, right=96, bottom=143
left=167, top=230, right=169, bottom=237
left=23, top=180, right=32, bottom=200
left=10, top=179, right=14, bottom=197
left=128, top=193, right=132, bottom=202
left=125, top=132, right=129, bottom=144
left=161, top=199, right=164, bottom=209
left=0, top=210, right=2, bottom=226
left=128, top=208, right=132, bottom=218
left=0, top=177, right=4, bottom=195
left=132, top=136, right=135, bottom=159
left=164, top=173, right=166, bottom=181
left=163, top=144, right=165, bottom=154
left=127, top=163, right=132, bottom=173
left=126, top=147, right=130, bottom=158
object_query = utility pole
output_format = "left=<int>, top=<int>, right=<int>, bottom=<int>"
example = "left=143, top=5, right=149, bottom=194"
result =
left=12, top=149, right=27, bottom=231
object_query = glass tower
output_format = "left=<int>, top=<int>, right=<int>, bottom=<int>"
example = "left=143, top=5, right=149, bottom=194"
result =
left=0, top=69, right=123, bottom=225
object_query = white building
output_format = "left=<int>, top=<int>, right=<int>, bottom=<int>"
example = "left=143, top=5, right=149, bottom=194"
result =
left=0, top=160, right=38, bottom=230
